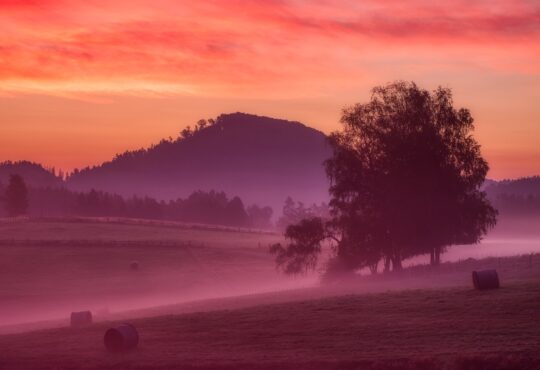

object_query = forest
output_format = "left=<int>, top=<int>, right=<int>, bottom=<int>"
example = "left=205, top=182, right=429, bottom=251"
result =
left=0, top=177, right=273, bottom=229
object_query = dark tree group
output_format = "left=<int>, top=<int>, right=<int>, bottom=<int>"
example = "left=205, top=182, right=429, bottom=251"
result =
left=276, top=197, right=330, bottom=231
left=70, top=189, right=265, bottom=227
left=489, top=193, right=540, bottom=217
left=484, top=176, right=540, bottom=217
left=247, top=204, right=274, bottom=229
left=272, top=81, right=497, bottom=274
left=4, top=174, right=29, bottom=217
left=0, top=181, right=271, bottom=228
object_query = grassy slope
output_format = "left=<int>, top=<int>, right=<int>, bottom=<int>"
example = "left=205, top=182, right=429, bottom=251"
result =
left=1, top=218, right=540, bottom=369
left=0, top=219, right=287, bottom=328
left=0, top=217, right=278, bottom=244
left=0, top=279, right=539, bottom=370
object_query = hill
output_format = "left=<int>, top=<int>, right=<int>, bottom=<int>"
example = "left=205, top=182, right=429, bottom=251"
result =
left=3, top=115, right=540, bottom=220
left=0, top=161, right=63, bottom=188
left=66, top=113, right=332, bottom=213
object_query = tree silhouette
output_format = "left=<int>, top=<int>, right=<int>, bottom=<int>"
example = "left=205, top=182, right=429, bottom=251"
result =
left=270, top=217, right=327, bottom=274
left=271, top=81, right=497, bottom=274
left=5, top=174, right=28, bottom=217
left=276, top=197, right=330, bottom=230
left=247, top=204, right=273, bottom=229
left=226, top=196, right=249, bottom=226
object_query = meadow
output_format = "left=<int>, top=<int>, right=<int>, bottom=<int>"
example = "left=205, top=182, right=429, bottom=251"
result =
left=0, top=266, right=539, bottom=370
left=0, top=218, right=301, bottom=330
left=1, top=218, right=539, bottom=369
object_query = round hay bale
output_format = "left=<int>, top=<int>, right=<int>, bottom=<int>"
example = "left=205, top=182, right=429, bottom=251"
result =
left=70, top=311, right=92, bottom=327
left=130, top=261, right=140, bottom=271
left=104, top=323, right=139, bottom=352
left=472, top=269, right=500, bottom=290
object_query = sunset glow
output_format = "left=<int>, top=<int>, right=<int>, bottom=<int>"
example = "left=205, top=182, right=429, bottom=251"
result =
left=1, top=0, right=539, bottom=178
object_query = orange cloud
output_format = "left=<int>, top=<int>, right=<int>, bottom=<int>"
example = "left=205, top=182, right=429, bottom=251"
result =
left=0, top=0, right=539, bottom=177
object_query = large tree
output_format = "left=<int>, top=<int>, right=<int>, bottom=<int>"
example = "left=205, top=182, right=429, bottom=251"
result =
left=271, top=81, right=497, bottom=274
left=5, top=174, right=29, bottom=217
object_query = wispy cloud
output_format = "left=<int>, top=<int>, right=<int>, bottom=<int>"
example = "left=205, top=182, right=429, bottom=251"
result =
left=0, top=0, right=539, bottom=97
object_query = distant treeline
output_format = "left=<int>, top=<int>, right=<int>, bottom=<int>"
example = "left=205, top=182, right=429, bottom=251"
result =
left=2, top=160, right=540, bottom=225
left=484, top=176, right=540, bottom=217
left=489, top=193, right=540, bottom=217
left=0, top=183, right=273, bottom=228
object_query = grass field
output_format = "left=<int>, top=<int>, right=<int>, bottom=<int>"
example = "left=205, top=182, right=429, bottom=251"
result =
left=0, top=275, right=539, bottom=370
left=0, top=218, right=305, bottom=330
left=1, top=218, right=540, bottom=369
left=0, top=216, right=277, bottom=243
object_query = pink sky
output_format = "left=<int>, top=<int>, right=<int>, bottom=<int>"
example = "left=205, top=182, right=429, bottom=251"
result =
left=0, top=0, right=539, bottom=178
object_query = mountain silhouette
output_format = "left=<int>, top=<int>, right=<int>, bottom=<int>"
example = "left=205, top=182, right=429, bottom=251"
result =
left=7, top=113, right=537, bottom=218
left=66, top=113, right=332, bottom=211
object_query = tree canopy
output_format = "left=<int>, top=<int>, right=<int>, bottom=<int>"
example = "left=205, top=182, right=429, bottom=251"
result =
left=271, top=81, right=497, bottom=274
left=5, top=174, right=28, bottom=217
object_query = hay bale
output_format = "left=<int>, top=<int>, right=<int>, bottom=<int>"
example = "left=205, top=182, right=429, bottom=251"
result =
left=104, top=323, right=139, bottom=352
left=70, top=311, right=92, bottom=327
left=472, top=269, right=500, bottom=290
left=130, top=260, right=140, bottom=271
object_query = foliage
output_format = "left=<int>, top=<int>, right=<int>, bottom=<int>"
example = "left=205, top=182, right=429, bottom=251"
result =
left=12, top=184, right=269, bottom=228
left=272, top=81, right=497, bottom=274
left=0, top=160, right=63, bottom=188
left=276, top=196, right=330, bottom=230
left=270, top=217, right=326, bottom=274
left=5, top=174, right=29, bottom=217
left=247, top=204, right=273, bottom=229
left=491, top=193, right=540, bottom=216
left=484, top=176, right=540, bottom=217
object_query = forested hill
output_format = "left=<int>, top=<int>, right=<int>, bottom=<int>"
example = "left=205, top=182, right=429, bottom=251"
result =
left=4, top=114, right=540, bottom=220
left=66, top=113, right=332, bottom=211
left=0, top=161, right=63, bottom=188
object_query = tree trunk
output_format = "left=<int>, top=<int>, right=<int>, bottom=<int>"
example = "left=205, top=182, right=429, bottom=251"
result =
left=369, top=261, right=379, bottom=275
left=430, top=249, right=435, bottom=265
left=434, top=246, right=441, bottom=265
left=383, top=256, right=392, bottom=273
left=392, top=256, right=403, bottom=271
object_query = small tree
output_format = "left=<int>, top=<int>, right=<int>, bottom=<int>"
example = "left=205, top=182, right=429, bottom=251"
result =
left=270, top=218, right=327, bottom=274
left=5, top=174, right=28, bottom=217
left=247, top=204, right=273, bottom=229
left=276, top=197, right=330, bottom=231
left=276, top=197, right=309, bottom=230
left=225, top=196, right=249, bottom=226
left=180, top=126, right=193, bottom=139
left=196, top=119, right=208, bottom=131
left=271, top=81, right=497, bottom=275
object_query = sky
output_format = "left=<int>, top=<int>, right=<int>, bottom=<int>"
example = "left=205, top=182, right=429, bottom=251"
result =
left=0, top=0, right=539, bottom=179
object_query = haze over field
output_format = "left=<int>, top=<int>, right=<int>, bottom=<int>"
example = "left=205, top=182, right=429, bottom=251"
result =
left=0, top=219, right=306, bottom=330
